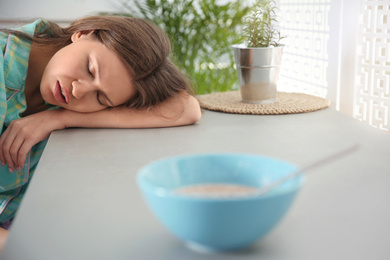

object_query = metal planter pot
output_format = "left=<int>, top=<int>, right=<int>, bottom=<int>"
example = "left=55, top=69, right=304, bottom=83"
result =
left=232, top=44, right=284, bottom=104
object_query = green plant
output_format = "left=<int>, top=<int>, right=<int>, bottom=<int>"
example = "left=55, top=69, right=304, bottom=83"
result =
left=243, top=0, right=284, bottom=47
left=101, top=0, right=251, bottom=94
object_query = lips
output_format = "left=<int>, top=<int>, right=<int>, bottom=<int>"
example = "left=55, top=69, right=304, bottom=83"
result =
left=53, top=81, right=68, bottom=104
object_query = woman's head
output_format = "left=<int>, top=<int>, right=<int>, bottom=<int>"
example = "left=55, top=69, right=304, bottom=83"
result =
left=40, top=30, right=135, bottom=112
left=37, top=16, right=192, bottom=112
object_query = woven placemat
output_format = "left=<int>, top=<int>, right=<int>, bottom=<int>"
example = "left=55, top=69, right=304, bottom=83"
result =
left=197, top=91, right=330, bottom=115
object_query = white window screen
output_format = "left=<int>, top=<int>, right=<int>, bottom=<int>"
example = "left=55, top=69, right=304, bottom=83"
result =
left=278, top=0, right=330, bottom=99
left=277, top=0, right=390, bottom=132
left=354, top=1, right=390, bottom=132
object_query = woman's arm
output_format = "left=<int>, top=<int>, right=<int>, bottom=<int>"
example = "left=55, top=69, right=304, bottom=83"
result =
left=61, top=91, right=201, bottom=128
left=0, top=92, right=201, bottom=172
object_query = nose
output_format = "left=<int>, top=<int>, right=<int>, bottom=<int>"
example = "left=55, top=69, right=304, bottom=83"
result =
left=71, top=80, right=95, bottom=99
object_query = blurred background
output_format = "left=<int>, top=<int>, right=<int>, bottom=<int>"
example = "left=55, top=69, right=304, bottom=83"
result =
left=0, top=0, right=114, bottom=26
left=0, top=0, right=389, bottom=132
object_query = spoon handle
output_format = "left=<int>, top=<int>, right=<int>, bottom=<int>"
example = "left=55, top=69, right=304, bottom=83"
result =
left=256, top=144, right=360, bottom=196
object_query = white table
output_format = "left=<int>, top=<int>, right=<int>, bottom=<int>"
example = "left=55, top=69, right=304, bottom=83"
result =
left=2, top=108, right=390, bottom=260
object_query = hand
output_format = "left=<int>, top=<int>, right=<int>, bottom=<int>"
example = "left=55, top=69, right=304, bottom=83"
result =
left=0, top=109, right=66, bottom=172
left=0, top=227, right=9, bottom=254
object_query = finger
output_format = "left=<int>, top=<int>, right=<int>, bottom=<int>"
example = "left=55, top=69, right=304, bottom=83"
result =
left=0, top=139, right=5, bottom=166
left=7, top=134, right=26, bottom=173
left=16, top=139, right=35, bottom=170
left=0, top=127, right=12, bottom=166
left=0, top=126, right=18, bottom=171
left=1, top=123, right=26, bottom=172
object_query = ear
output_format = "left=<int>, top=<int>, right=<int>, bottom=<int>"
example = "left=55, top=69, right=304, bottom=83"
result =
left=71, top=31, right=95, bottom=43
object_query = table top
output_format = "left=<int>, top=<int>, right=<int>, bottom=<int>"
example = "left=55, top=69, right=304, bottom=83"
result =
left=2, top=108, right=390, bottom=260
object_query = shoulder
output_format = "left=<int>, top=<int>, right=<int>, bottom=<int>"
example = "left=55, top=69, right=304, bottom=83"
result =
left=17, top=19, right=51, bottom=35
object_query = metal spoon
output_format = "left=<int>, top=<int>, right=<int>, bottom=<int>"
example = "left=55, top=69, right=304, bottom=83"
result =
left=255, top=144, right=360, bottom=196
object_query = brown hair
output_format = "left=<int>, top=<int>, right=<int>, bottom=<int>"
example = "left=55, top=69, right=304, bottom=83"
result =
left=7, top=16, right=193, bottom=108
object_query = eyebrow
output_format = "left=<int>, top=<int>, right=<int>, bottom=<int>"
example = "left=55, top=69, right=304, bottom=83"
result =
left=94, top=58, right=115, bottom=107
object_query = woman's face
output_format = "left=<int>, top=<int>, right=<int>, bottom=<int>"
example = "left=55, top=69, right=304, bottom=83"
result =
left=40, top=32, right=135, bottom=112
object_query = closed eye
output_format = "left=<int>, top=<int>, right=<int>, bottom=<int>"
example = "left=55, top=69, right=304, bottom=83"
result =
left=96, top=91, right=114, bottom=107
left=96, top=91, right=104, bottom=106
left=88, top=58, right=94, bottom=77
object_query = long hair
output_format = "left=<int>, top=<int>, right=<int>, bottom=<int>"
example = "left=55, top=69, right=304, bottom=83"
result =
left=4, top=16, right=193, bottom=109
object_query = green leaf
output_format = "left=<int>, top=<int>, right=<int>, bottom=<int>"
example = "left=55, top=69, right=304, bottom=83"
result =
left=242, top=0, right=285, bottom=48
left=101, top=0, right=251, bottom=94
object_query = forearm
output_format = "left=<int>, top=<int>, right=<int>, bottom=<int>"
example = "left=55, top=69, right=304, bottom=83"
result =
left=61, top=92, right=201, bottom=129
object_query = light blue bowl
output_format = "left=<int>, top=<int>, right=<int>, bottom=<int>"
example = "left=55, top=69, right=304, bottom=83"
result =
left=136, top=153, right=304, bottom=251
